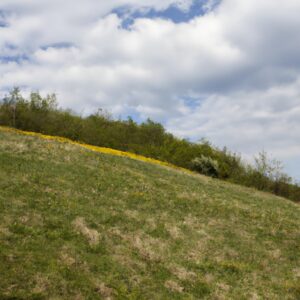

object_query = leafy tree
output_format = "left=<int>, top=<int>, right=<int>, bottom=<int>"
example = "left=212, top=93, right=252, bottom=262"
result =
left=1, top=87, right=22, bottom=127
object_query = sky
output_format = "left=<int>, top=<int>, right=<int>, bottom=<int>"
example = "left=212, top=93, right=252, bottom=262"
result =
left=0, top=0, right=300, bottom=181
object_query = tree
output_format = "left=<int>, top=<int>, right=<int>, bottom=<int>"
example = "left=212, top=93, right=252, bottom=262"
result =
left=2, top=87, right=22, bottom=127
left=254, top=150, right=285, bottom=181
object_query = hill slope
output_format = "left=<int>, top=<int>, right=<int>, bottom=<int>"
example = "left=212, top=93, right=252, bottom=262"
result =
left=0, top=129, right=299, bottom=299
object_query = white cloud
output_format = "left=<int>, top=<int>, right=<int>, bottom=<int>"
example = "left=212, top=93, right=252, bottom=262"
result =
left=0, top=0, right=300, bottom=179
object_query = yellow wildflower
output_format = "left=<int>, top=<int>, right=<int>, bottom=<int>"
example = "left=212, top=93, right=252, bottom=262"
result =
left=0, top=126, right=194, bottom=175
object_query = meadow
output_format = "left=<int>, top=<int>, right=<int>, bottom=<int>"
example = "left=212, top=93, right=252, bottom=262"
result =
left=0, top=128, right=299, bottom=299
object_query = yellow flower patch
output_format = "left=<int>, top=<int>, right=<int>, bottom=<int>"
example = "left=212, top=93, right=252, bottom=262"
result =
left=0, top=126, right=193, bottom=175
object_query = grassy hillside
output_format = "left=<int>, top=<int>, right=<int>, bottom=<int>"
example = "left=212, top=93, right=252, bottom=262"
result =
left=0, top=128, right=299, bottom=299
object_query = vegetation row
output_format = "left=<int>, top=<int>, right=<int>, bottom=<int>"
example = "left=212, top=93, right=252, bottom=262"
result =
left=1, top=88, right=299, bottom=202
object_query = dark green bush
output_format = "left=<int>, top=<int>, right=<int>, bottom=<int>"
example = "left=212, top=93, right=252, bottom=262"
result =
left=191, top=155, right=220, bottom=178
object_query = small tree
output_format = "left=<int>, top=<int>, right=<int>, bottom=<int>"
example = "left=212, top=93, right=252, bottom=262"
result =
left=2, top=87, right=22, bottom=127
left=254, top=151, right=285, bottom=181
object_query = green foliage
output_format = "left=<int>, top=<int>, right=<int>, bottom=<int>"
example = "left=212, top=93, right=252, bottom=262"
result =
left=191, top=155, right=219, bottom=178
left=0, top=88, right=299, bottom=202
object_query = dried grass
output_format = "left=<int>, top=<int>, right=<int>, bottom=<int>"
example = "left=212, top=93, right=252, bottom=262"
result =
left=72, top=217, right=100, bottom=246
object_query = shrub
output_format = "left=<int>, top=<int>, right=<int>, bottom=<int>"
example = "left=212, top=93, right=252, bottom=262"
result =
left=191, top=155, right=219, bottom=178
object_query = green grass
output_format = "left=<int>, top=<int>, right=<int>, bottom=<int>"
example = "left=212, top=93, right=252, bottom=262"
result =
left=0, top=130, right=299, bottom=299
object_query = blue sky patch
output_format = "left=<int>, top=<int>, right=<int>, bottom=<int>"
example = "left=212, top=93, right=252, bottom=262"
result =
left=0, top=54, right=29, bottom=64
left=113, top=0, right=220, bottom=29
left=0, top=22, right=7, bottom=27
left=0, top=10, right=8, bottom=27
left=182, top=96, right=206, bottom=110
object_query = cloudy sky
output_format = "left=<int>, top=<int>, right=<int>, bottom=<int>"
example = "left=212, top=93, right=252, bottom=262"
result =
left=1, top=0, right=300, bottom=180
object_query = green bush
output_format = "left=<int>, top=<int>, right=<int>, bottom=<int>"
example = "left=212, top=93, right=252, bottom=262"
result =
left=191, top=155, right=220, bottom=178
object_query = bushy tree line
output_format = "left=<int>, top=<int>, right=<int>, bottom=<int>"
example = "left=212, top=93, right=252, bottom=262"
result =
left=1, top=88, right=299, bottom=202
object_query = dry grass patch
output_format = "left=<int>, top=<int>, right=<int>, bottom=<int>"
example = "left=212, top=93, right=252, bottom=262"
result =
left=203, top=273, right=215, bottom=284
left=123, top=231, right=167, bottom=262
left=293, top=268, right=300, bottom=278
left=0, top=226, right=11, bottom=237
left=0, top=138, right=29, bottom=153
left=169, top=265, right=197, bottom=281
left=108, top=227, right=123, bottom=238
left=177, top=191, right=199, bottom=200
left=249, top=292, right=261, bottom=300
left=164, top=280, right=184, bottom=293
left=165, top=224, right=182, bottom=239
left=19, top=212, right=43, bottom=227
left=187, top=240, right=210, bottom=262
left=212, top=282, right=233, bottom=300
left=145, top=217, right=157, bottom=230
left=32, top=274, right=50, bottom=295
left=216, top=282, right=230, bottom=293
left=72, top=217, right=100, bottom=246
left=182, top=214, right=201, bottom=229
left=269, top=249, right=281, bottom=259
left=124, top=209, right=140, bottom=220
left=0, top=216, right=12, bottom=237
left=132, top=235, right=161, bottom=262
left=94, top=281, right=114, bottom=300
left=59, top=247, right=76, bottom=267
